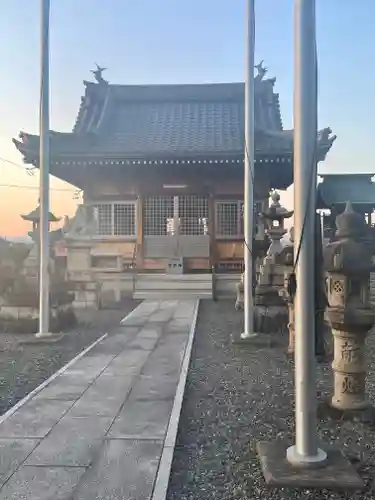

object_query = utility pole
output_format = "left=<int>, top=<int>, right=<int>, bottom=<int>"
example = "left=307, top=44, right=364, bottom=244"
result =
left=286, top=0, right=326, bottom=466
left=37, top=0, right=51, bottom=338
left=241, top=0, right=256, bottom=340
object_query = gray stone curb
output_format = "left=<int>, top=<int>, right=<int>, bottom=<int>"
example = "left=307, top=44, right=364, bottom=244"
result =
left=151, top=299, right=200, bottom=500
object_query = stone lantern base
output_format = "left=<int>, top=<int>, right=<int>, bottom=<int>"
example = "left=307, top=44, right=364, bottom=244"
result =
left=254, top=285, right=288, bottom=334
left=318, top=399, right=375, bottom=425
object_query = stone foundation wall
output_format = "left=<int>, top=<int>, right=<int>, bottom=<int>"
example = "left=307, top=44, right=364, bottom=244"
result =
left=0, top=303, right=76, bottom=333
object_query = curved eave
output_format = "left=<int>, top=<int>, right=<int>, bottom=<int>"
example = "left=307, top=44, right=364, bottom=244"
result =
left=317, top=137, right=337, bottom=162
left=13, top=138, right=334, bottom=166
left=12, top=138, right=38, bottom=166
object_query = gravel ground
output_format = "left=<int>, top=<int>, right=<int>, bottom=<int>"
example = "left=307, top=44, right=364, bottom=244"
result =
left=167, top=300, right=375, bottom=500
left=0, top=299, right=139, bottom=415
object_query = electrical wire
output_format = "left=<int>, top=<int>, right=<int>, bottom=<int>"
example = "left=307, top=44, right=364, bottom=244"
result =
left=0, top=157, right=80, bottom=196
left=0, top=156, right=34, bottom=171
left=0, top=183, right=78, bottom=193
left=287, top=34, right=319, bottom=298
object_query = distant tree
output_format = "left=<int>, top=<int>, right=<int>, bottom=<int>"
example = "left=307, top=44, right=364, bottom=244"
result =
left=0, top=240, right=30, bottom=266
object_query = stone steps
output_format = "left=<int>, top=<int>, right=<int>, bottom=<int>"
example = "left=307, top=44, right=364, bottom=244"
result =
left=133, top=274, right=213, bottom=300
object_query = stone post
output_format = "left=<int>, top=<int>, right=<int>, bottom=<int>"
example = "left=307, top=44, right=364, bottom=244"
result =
left=278, top=227, right=295, bottom=352
left=323, top=202, right=375, bottom=413
left=235, top=272, right=244, bottom=311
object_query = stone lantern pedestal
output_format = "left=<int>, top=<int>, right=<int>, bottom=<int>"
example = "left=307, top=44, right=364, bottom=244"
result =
left=323, top=202, right=375, bottom=417
left=235, top=273, right=244, bottom=311
left=277, top=227, right=295, bottom=352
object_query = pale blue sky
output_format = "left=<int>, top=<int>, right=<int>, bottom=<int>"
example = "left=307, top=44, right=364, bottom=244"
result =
left=0, top=0, right=374, bottom=235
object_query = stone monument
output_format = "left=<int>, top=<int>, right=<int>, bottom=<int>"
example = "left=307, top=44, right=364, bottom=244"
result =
left=63, top=205, right=102, bottom=309
left=324, top=202, right=375, bottom=415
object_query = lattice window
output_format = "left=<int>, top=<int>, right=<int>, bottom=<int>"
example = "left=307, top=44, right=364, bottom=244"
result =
left=93, top=202, right=136, bottom=237
left=94, top=204, right=112, bottom=236
left=216, top=201, right=242, bottom=238
left=114, top=203, right=135, bottom=236
left=178, top=195, right=209, bottom=235
left=216, top=200, right=262, bottom=239
left=144, top=196, right=174, bottom=236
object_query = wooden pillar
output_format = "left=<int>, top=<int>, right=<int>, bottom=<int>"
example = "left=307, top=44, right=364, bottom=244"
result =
left=135, top=196, right=144, bottom=269
left=208, top=194, right=216, bottom=269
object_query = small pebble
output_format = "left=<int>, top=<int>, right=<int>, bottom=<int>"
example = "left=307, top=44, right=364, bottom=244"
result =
left=167, top=301, right=375, bottom=500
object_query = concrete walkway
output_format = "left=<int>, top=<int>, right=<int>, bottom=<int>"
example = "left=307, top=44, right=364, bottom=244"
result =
left=0, top=299, right=199, bottom=500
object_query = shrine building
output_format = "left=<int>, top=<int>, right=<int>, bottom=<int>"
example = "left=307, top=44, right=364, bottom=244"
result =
left=317, top=173, right=375, bottom=239
left=13, top=65, right=336, bottom=301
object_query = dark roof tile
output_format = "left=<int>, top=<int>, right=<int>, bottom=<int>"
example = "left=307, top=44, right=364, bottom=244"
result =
left=317, top=174, right=375, bottom=207
left=13, top=80, right=336, bottom=161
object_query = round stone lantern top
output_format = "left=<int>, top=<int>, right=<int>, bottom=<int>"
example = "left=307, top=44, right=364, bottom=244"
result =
left=271, top=191, right=280, bottom=204
left=262, top=191, right=294, bottom=223
left=324, top=202, right=374, bottom=275
left=335, top=201, right=366, bottom=239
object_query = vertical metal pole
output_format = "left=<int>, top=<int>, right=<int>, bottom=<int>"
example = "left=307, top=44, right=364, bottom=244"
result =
left=241, top=0, right=256, bottom=339
left=286, top=0, right=326, bottom=465
left=37, top=0, right=51, bottom=338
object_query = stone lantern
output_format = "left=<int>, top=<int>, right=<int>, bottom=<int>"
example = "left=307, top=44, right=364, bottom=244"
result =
left=21, top=203, right=61, bottom=240
left=20, top=203, right=61, bottom=280
left=323, top=201, right=375, bottom=413
left=254, top=192, right=293, bottom=329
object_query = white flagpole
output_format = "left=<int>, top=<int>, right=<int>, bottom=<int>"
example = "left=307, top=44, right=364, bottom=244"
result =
left=287, top=0, right=326, bottom=465
left=241, top=0, right=256, bottom=340
left=37, top=0, right=51, bottom=338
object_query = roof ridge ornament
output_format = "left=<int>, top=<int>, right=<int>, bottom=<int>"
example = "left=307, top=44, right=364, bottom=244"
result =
left=255, top=60, right=268, bottom=81
left=91, top=63, right=108, bottom=85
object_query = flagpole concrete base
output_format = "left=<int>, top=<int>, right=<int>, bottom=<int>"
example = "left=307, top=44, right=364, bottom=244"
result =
left=230, top=332, right=275, bottom=347
left=256, top=441, right=363, bottom=491
left=19, top=333, right=65, bottom=345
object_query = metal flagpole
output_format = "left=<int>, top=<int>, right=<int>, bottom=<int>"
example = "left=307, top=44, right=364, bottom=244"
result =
left=286, top=0, right=326, bottom=465
left=37, top=0, right=51, bottom=338
left=241, top=0, right=256, bottom=340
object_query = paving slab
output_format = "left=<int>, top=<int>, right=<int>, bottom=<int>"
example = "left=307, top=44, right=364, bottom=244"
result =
left=70, top=439, right=163, bottom=500
left=33, top=378, right=90, bottom=402
left=0, top=399, right=73, bottom=438
left=0, top=438, right=40, bottom=488
left=137, top=325, right=164, bottom=339
left=100, top=349, right=151, bottom=376
left=0, top=466, right=85, bottom=500
left=87, top=329, right=139, bottom=354
left=68, top=376, right=134, bottom=417
left=64, top=354, right=115, bottom=379
left=126, top=335, right=160, bottom=351
left=107, top=400, right=174, bottom=440
left=25, top=416, right=113, bottom=467
left=128, top=374, right=179, bottom=402
left=57, top=368, right=105, bottom=385
left=0, top=299, right=199, bottom=500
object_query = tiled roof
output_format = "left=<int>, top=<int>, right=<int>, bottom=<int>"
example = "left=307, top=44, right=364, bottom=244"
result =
left=317, top=174, right=375, bottom=208
left=13, top=78, right=336, bottom=161
left=21, top=205, right=60, bottom=222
